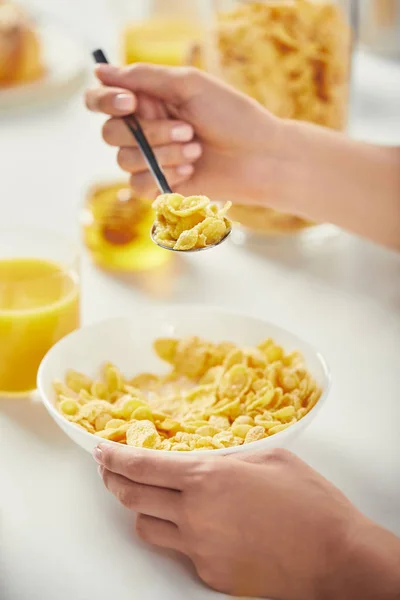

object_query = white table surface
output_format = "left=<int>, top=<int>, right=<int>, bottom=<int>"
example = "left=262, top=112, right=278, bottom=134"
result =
left=1, top=2, right=400, bottom=599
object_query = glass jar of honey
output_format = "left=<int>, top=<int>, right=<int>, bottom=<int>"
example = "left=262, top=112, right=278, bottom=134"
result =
left=111, top=0, right=207, bottom=67
left=202, top=0, right=356, bottom=244
left=81, top=180, right=171, bottom=272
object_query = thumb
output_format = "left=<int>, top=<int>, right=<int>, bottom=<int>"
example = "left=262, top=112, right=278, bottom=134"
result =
left=95, top=63, right=201, bottom=105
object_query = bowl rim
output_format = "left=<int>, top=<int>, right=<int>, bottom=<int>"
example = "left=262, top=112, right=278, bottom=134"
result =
left=37, top=305, right=332, bottom=456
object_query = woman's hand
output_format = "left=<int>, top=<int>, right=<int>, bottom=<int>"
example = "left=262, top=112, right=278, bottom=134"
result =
left=85, top=63, right=400, bottom=249
left=93, top=444, right=400, bottom=600
left=85, top=64, right=283, bottom=203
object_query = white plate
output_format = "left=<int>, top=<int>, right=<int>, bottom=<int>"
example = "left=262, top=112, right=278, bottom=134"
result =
left=0, top=23, right=88, bottom=113
left=37, top=305, right=331, bottom=456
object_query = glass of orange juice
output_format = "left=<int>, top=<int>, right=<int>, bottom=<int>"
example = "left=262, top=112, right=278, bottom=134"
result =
left=0, top=229, right=80, bottom=397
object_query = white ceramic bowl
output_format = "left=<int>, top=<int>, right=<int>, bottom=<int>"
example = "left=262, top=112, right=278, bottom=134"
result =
left=37, top=306, right=330, bottom=456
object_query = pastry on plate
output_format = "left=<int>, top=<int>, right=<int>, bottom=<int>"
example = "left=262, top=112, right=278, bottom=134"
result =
left=0, top=1, right=44, bottom=87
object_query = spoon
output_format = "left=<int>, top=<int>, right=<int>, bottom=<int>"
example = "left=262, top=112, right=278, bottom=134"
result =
left=150, top=223, right=231, bottom=252
left=92, top=49, right=231, bottom=252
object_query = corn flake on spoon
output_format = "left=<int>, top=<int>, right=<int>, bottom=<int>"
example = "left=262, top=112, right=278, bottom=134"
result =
left=92, top=49, right=231, bottom=253
left=150, top=222, right=231, bottom=253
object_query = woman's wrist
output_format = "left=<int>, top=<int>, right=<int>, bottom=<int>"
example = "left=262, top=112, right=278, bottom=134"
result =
left=253, top=117, right=400, bottom=248
left=249, top=118, right=330, bottom=216
left=322, top=517, right=400, bottom=600
left=237, top=116, right=295, bottom=209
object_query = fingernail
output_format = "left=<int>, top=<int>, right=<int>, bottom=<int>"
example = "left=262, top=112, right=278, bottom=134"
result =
left=113, top=93, right=134, bottom=112
left=177, top=164, right=194, bottom=176
left=182, top=143, right=202, bottom=160
left=93, top=445, right=104, bottom=464
left=95, top=63, right=118, bottom=76
left=171, top=124, right=194, bottom=142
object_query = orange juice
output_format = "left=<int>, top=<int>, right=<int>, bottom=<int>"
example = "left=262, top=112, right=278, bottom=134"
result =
left=122, top=18, right=203, bottom=66
left=0, top=258, right=79, bottom=396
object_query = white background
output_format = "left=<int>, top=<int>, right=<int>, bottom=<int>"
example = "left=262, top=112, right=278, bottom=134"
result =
left=1, top=2, right=400, bottom=599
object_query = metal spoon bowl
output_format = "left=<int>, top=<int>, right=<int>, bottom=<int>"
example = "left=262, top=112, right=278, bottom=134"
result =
left=151, top=223, right=232, bottom=253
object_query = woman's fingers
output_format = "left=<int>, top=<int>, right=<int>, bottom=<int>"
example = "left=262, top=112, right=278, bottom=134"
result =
left=117, top=142, right=202, bottom=173
left=94, top=444, right=196, bottom=490
left=102, top=117, right=194, bottom=148
left=85, top=87, right=136, bottom=115
left=88, top=60, right=200, bottom=115
left=95, top=63, right=202, bottom=104
left=101, top=468, right=183, bottom=523
left=130, top=165, right=194, bottom=197
left=136, top=514, right=184, bottom=553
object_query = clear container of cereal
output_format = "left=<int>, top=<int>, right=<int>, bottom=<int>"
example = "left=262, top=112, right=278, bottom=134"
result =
left=202, top=0, right=357, bottom=245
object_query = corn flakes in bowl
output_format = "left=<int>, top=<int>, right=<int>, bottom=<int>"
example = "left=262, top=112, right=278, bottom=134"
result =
left=37, top=307, right=330, bottom=455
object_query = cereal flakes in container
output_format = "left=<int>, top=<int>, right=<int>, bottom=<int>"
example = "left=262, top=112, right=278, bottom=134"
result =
left=203, top=0, right=356, bottom=245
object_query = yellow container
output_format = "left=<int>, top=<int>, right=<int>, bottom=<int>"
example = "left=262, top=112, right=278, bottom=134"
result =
left=122, top=18, right=204, bottom=67
left=115, top=0, right=206, bottom=67
left=0, top=230, right=79, bottom=397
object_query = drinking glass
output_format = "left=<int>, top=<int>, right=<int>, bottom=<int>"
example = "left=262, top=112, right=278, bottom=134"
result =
left=0, top=228, right=80, bottom=397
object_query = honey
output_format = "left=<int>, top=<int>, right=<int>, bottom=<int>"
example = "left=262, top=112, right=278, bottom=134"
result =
left=82, top=182, right=171, bottom=272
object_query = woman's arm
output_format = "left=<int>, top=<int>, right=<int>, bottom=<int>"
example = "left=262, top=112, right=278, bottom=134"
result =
left=273, top=121, right=400, bottom=250
left=86, top=64, right=400, bottom=250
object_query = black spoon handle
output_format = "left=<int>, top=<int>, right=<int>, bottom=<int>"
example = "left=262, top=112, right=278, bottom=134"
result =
left=92, top=49, right=172, bottom=195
